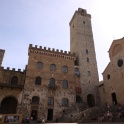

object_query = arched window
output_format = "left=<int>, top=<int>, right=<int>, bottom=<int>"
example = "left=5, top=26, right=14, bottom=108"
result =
left=37, top=62, right=43, bottom=69
left=32, top=96, right=40, bottom=104
left=11, top=76, right=18, bottom=85
left=35, top=76, right=41, bottom=85
left=74, top=67, right=80, bottom=76
left=62, top=80, right=68, bottom=89
left=87, top=57, right=89, bottom=62
left=62, top=66, right=68, bottom=73
left=50, top=64, right=56, bottom=71
left=48, top=97, right=54, bottom=105
left=49, top=78, right=55, bottom=87
left=86, top=49, right=88, bottom=54
left=61, top=98, right=68, bottom=106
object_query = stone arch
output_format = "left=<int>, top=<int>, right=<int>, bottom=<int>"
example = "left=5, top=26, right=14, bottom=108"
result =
left=87, top=94, right=95, bottom=107
left=0, top=96, right=18, bottom=114
left=76, top=95, right=82, bottom=103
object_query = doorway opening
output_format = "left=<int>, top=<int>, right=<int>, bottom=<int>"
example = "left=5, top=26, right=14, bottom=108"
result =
left=111, top=92, right=117, bottom=105
left=31, top=110, right=37, bottom=120
left=76, top=95, right=82, bottom=103
left=87, top=94, right=95, bottom=107
left=47, top=109, right=53, bottom=121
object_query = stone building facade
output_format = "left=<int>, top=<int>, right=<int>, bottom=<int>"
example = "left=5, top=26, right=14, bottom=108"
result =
left=21, top=44, right=80, bottom=120
left=99, top=37, right=124, bottom=106
left=0, top=8, right=99, bottom=121
left=0, top=67, right=25, bottom=114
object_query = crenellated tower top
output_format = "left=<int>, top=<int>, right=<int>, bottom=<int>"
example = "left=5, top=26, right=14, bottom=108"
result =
left=69, top=8, right=91, bottom=26
left=28, top=44, right=76, bottom=60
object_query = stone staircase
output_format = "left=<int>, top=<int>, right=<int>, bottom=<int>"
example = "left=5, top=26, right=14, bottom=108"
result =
left=57, top=104, right=124, bottom=123
left=57, top=102, right=89, bottom=122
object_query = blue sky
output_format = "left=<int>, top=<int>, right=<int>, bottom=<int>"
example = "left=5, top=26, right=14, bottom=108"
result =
left=0, top=0, right=124, bottom=80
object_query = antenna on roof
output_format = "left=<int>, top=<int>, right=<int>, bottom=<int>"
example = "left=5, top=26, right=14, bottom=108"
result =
left=113, top=36, right=115, bottom=40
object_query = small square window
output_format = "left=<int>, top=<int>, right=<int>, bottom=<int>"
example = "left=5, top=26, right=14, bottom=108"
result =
left=83, top=21, right=85, bottom=24
left=62, top=98, right=68, bottom=106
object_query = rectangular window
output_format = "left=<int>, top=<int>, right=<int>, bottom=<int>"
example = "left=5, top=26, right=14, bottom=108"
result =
left=62, top=66, right=68, bottom=73
left=49, top=78, right=55, bottom=87
left=48, top=97, right=54, bottom=105
left=37, top=62, right=43, bottom=69
left=62, top=80, right=68, bottom=89
left=61, top=98, right=68, bottom=106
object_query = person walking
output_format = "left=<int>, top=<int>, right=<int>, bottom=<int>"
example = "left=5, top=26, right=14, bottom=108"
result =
left=42, top=116, right=45, bottom=124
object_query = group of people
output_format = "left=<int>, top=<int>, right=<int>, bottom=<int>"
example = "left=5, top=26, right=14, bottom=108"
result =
left=98, top=104, right=124, bottom=122
left=98, top=111, right=113, bottom=122
left=117, top=105, right=124, bottom=119
left=30, top=116, right=45, bottom=123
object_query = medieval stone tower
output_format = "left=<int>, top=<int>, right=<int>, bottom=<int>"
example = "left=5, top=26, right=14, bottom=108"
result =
left=0, top=49, right=5, bottom=66
left=70, top=8, right=99, bottom=107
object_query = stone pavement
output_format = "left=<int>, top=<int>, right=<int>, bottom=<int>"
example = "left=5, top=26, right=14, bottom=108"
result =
left=30, top=122, right=124, bottom=124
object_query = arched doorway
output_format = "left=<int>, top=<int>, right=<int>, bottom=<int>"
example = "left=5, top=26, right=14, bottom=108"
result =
left=87, top=94, right=95, bottom=107
left=76, top=95, right=82, bottom=103
left=0, top=96, right=17, bottom=114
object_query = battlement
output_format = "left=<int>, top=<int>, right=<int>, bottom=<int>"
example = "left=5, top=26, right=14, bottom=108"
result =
left=4, top=67, right=25, bottom=73
left=69, top=8, right=91, bottom=26
left=78, top=8, right=87, bottom=15
left=29, top=44, right=75, bottom=60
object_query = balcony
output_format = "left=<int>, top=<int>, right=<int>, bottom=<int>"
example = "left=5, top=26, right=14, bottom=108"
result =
left=0, top=82, right=24, bottom=89
left=48, top=84, right=57, bottom=90
left=48, top=103, right=54, bottom=108
left=62, top=104, right=69, bottom=107
left=75, top=72, right=80, bottom=77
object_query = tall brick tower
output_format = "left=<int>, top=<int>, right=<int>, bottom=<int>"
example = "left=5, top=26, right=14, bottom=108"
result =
left=70, top=8, right=99, bottom=107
